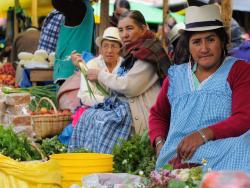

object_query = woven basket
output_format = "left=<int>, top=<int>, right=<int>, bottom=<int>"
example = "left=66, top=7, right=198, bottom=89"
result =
left=31, top=97, right=71, bottom=138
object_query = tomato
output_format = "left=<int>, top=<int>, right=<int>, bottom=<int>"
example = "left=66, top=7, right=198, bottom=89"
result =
left=40, top=107, right=48, bottom=114
left=30, top=111, right=36, bottom=115
left=49, top=109, right=55, bottom=114
left=62, top=109, right=72, bottom=115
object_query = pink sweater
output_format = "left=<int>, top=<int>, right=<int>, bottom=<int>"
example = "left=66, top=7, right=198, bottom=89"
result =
left=149, top=60, right=250, bottom=145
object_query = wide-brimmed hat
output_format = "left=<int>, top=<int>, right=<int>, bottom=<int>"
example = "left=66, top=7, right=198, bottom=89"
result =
left=182, top=4, right=224, bottom=32
left=96, top=27, right=122, bottom=47
left=169, top=23, right=185, bottom=43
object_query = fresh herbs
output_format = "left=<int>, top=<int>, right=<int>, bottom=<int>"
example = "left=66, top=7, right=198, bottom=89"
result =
left=0, top=126, right=42, bottom=161
left=148, top=165, right=203, bottom=188
left=41, top=136, right=67, bottom=156
left=41, top=136, right=92, bottom=158
left=112, top=131, right=156, bottom=177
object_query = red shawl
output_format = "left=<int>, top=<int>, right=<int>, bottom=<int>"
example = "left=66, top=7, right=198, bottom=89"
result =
left=121, top=30, right=172, bottom=78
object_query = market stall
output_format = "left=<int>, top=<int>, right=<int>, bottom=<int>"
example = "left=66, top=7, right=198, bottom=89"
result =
left=1, top=1, right=250, bottom=188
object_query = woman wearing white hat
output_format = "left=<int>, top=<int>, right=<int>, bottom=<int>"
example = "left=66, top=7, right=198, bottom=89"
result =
left=69, top=10, right=171, bottom=154
left=71, top=27, right=123, bottom=106
left=149, top=4, right=250, bottom=172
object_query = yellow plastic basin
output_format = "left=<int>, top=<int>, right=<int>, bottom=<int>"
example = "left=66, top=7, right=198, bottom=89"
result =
left=50, top=153, right=113, bottom=188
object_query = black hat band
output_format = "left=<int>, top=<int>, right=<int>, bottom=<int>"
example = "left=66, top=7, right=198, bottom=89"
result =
left=186, top=20, right=223, bottom=29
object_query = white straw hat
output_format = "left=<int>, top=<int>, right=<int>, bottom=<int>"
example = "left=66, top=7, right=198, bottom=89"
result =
left=96, top=27, right=122, bottom=47
left=182, top=4, right=224, bottom=32
left=169, top=23, right=185, bottom=43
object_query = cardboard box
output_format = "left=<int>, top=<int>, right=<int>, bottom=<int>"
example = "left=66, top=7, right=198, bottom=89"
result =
left=6, top=104, right=29, bottom=115
left=5, top=93, right=31, bottom=105
left=5, top=114, right=31, bottom=126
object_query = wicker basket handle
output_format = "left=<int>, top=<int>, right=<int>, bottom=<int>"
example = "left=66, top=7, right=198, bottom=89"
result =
left=36, top=97, right=58, bottom=114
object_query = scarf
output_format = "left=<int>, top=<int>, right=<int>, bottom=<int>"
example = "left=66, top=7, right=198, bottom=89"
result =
left=117, top=30, right=172, bottom=79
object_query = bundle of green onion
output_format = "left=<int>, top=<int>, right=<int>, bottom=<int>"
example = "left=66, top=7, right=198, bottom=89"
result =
left=2, top=85, right=58, bottom=111
left=78, top=61, right=110, bottom=99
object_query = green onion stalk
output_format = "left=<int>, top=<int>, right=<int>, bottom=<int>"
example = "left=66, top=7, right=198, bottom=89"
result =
left=78, top=61, right=110, bottom=99
left=1, top=85, right=58, bottom=111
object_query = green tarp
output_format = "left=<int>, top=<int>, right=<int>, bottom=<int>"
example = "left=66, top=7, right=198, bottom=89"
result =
left=92, top=1, right=184, bottom=24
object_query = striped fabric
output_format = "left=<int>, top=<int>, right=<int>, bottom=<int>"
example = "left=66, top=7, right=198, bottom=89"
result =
left=68, top=96, right=132, bottom=154
left=157, top=57, right=250, bottom=173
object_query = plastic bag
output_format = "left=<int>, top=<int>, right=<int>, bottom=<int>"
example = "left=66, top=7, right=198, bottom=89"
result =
left=0, top=154, right=62, bottom=188
left=81, top=51, right=94, bottom=63
left=201, top=171, right=250, bottom=188
left=58, top=123, right=74, bottom=145
left=81, top=173, right=146, bottom=188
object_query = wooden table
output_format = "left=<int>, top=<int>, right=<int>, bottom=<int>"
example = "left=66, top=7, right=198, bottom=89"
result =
left=29, top=68, right=53, bottom=86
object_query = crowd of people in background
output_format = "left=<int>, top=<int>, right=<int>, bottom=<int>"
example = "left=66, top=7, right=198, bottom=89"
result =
left=0, top=0, right=249, bottom=173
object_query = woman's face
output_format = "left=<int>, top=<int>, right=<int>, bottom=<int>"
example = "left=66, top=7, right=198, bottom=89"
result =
left=189, top=31, right=223, bottom=71
left=118, top=17, right=146, bottom=45
left=100, top=40, right=121, bottom=64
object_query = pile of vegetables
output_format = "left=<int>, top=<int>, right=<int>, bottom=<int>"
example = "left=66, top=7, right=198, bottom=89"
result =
left=0, top=63, right=15, bottom=86
left=0, top=126, right=42, bottom=161
left=0, top=125, right=93, bottom=161
left=40, top=136, right=67, bottom=156
left=40, top=136, right=92, bottom=157
left=112, top=131, right=156, bottom=177
left=0, top=124, right=205, bottom=188
left=112, top=131, right=203, bottom=187
left=147, top=165, right=203, bottom=188
left=2, top=85, right=58, bottom=111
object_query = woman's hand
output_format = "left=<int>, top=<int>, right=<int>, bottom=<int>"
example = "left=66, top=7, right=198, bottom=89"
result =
left=177, top=131, right=204, bottom=160
left=87, top=68, right=100, bottom=81
left=156, top=142, right=164, bottom=157
left=155, top=136, right=165, bottom=157
left=177, top=128, right=214, bottom=160
left=71, top=51, right=84, bottom=68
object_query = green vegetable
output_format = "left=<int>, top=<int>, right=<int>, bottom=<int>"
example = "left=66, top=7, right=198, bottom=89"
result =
left=112, top=131, right=156, bottom=177
left=163, top=164, right=174, bottom=171
left=69, top=148, right=93, bottom=153
left=0, top=126, right=42, bottom=161
left=1, top=85, right=58, bottom=111
left=79, top=61, right=109, bottom=99
left=41, top=136, right=67, bottom=157
left=41, top=136, right=93, bottom=158
left=168, top=179, right=186, bottom=188
left=189, top=166, right=203, bottom=181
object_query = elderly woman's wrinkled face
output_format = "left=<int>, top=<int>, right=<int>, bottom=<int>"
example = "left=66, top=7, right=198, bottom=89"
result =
left=189, top=31, right=222, bottom=71
left=101, top=40, right=121, bottom=64
left=118, top=17, right=146, bottom=45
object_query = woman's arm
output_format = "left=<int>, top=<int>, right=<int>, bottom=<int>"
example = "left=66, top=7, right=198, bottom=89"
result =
left=208, top=60, right=250, bottom=139
left=177, top=60, right=250, bottom=159
left=97, top=60, right=159, bottom=97
left=78, top=57, right=106, bottom=106
left=78, top=74, right=105, bottom=106
left=148, top=78, right=171, bottom=155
